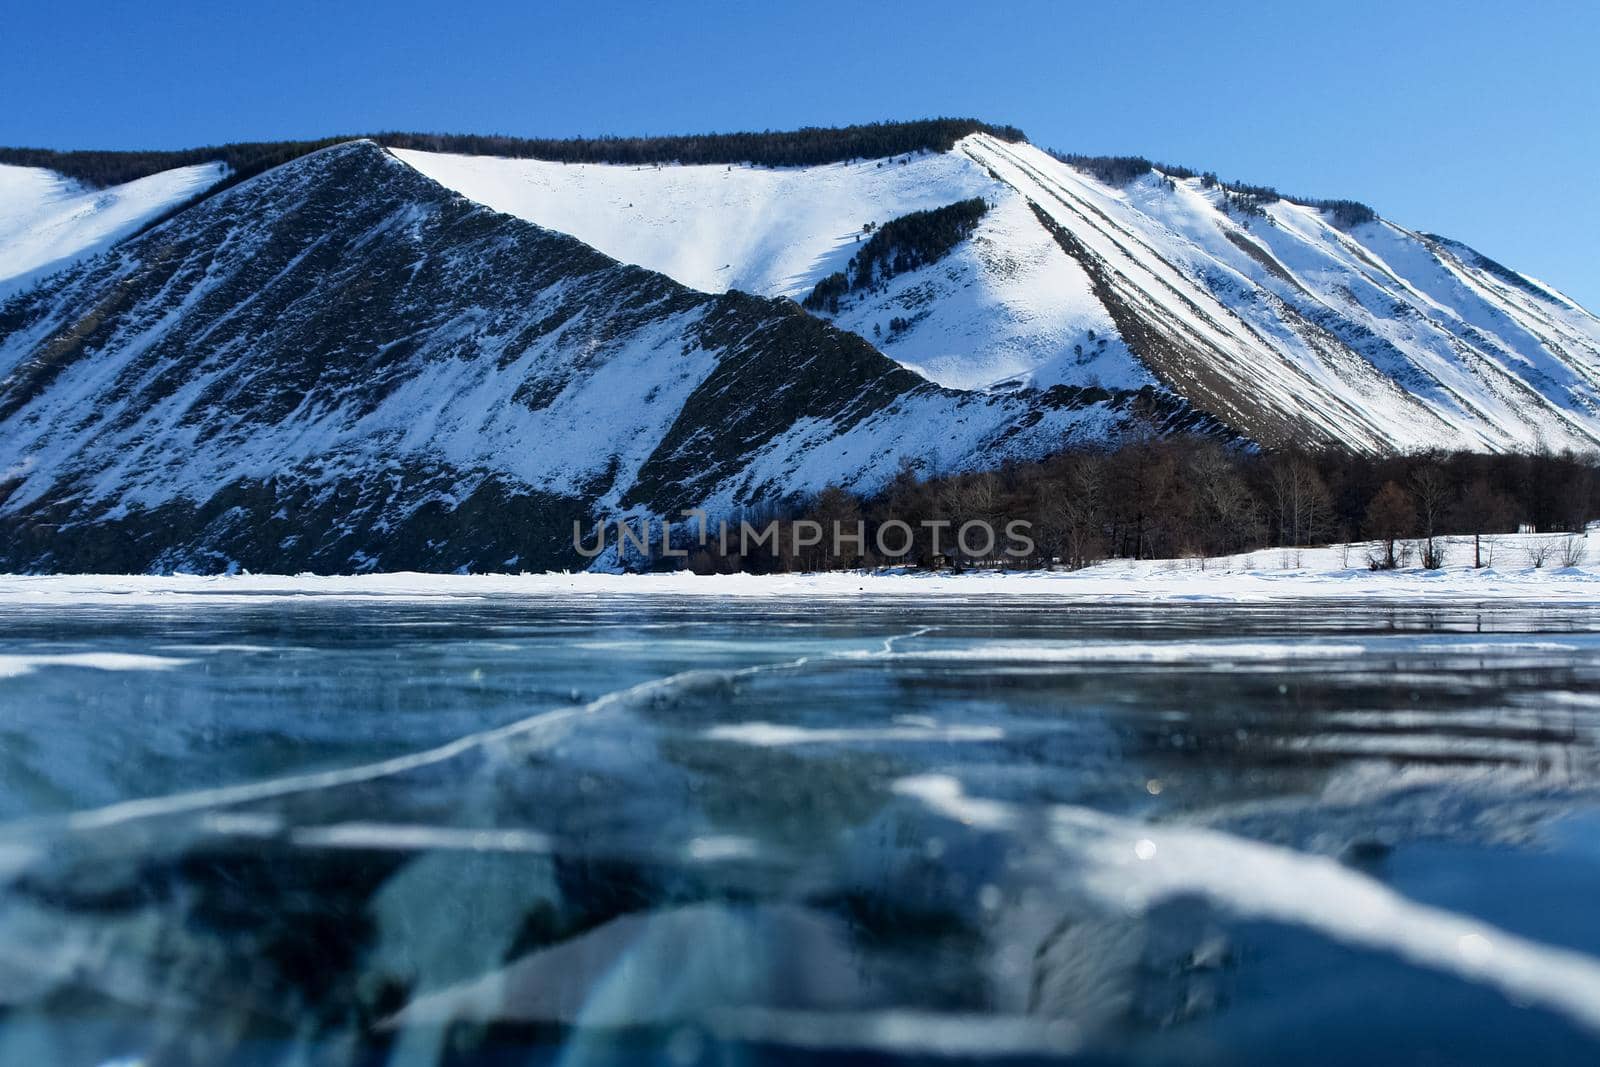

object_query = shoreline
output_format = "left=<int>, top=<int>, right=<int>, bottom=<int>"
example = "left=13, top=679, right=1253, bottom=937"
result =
left=2, top=562, right=1598, bottom=604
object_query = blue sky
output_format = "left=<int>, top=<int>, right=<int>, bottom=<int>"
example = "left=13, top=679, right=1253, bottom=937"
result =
left=6, top=0, right=1597, bottom=307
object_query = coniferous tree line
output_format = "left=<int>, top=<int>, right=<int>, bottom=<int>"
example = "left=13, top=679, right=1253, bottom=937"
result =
left=803, top=198, right=989, bottom=313
left=0, top=138, right=353, bottom=191
left=0, top=119, right=1025, bottom=190
left=377, top=119, right=1025, bottom=168
left=1305, top=198, right=1377, bottom=228
left=1049, top=153, right=1199, bottom=185
left=649, top=433, right=1599, bottom=575
left=6, top=121, right=1387, bottom=235
left=1050, top=151, right=1377, bottom=229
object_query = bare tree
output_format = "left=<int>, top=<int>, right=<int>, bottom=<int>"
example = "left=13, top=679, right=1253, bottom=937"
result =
left=1190, top=443, right=1261, bottom=556
left=1365, top=481, right=1416, bottom=570
left=808, top=484, right=864, bottom=569
left=1409, top=463, right=1450, bottom=568
left=1109, top=434, right=1178, bottom=559
left=936, top=471, right=1002, bottom=565
left=1269, top=456, right=1331, bottom=547
left=1038, top=454, right=1107, bottom=569
left=1527, top=537, right=1555, bottom=569
left=1454, top=477, right=1515, bottom=567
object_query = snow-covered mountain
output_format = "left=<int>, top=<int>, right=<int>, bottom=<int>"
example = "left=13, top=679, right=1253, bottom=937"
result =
left=1, top=121, right=1597, bottom=572
left=399, top=135, right=1600, bottom=452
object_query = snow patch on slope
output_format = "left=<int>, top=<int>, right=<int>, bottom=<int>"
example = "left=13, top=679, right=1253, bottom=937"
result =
left=391, top=147, right=995, bottom=300
left=0, top=161, right=226, bottom=297
left=823, top=192, right=1152, bottom=391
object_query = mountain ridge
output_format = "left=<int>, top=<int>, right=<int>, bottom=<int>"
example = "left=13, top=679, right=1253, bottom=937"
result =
left=5, top=116, right=1589, bottom=321
left=0, top=118, right=1027, bottom=188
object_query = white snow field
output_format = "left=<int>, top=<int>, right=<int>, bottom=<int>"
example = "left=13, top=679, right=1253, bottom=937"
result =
left=2, top=531, right=1596, bottom=604
left=391, top=146, right=996, bottom=300
left=397, top=135, right=1600, bottom=449
left=0, top=160, right=226, bottom=296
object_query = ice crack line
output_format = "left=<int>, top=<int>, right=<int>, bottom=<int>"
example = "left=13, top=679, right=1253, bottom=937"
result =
left=0, top=631, right=930, bottom=839
left=879, top=625, right=936, bottom=654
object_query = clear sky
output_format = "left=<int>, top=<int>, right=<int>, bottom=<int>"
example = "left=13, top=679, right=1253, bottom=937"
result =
left=5, top=0, right=1597, bottom=308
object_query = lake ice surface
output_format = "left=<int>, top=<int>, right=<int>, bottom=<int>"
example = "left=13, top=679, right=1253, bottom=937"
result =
left=1, top=597, right=1598, bottom=1064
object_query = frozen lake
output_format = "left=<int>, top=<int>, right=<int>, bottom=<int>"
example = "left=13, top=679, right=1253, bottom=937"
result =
left=2, top=596, right=1599, bottom=1064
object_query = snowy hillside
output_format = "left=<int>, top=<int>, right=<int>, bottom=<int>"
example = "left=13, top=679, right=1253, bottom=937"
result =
left=0, top=141, right=1191, bottom=573
left=0, top=160, right=224, bottom=297
left=397, top=135, right=1600, bottom=450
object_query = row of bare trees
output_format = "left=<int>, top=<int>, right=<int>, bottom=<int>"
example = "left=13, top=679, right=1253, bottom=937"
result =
left=653, top=434, right=1597, bottom=574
